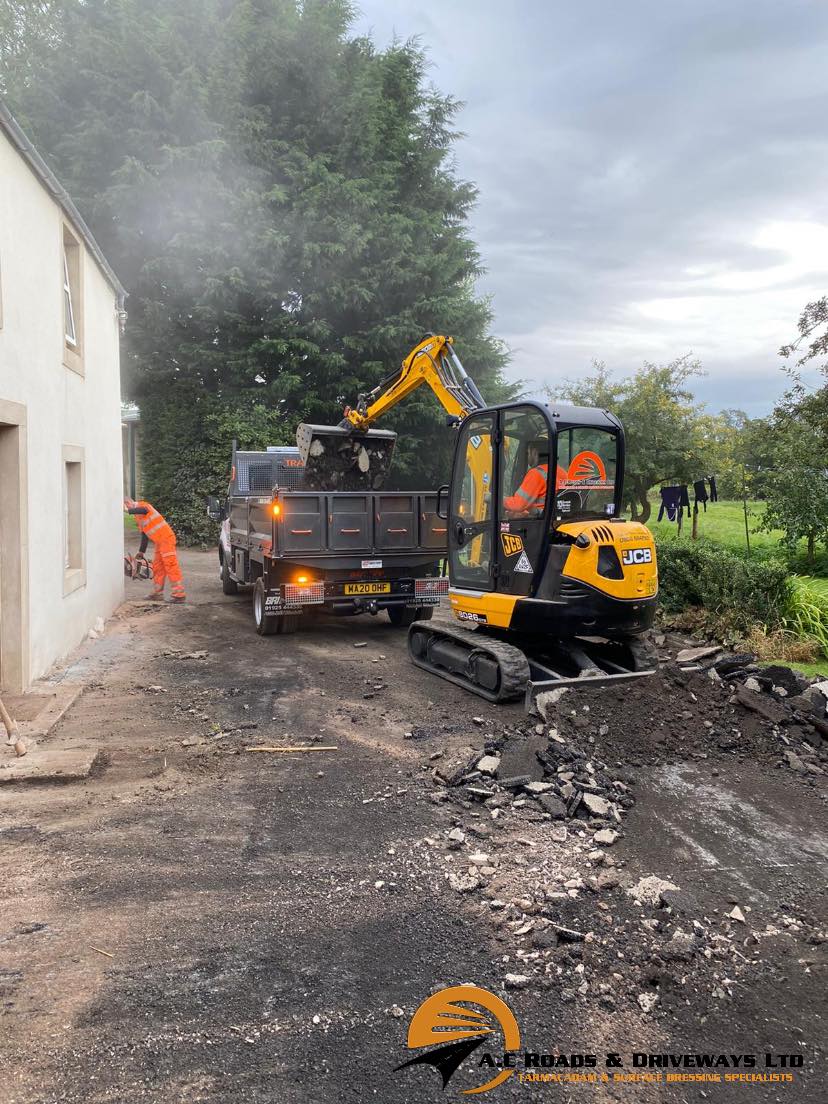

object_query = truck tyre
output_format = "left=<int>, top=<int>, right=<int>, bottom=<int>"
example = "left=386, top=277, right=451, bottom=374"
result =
left=221, top=554, right=239, bottom=595
left=387, top=604, right=435, bottom=627
left=253, top=578, right=278, bottom=635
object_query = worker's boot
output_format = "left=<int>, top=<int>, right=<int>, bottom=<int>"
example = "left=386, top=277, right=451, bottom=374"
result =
left=147, top=591, right=165, bottom=602
left=171, top=595, right=187, bottom=604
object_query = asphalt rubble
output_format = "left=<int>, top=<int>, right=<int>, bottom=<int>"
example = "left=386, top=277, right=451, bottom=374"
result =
left=415, top=635, right=827, bottom=1012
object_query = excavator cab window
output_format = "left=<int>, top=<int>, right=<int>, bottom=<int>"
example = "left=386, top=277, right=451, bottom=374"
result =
left=449, top=413, right=495, bottom=589
left=500, top=409, right=551, bottom=519
left=496, top=407, right=551, bottom=597
left=554, top=426, right=618, bottom=522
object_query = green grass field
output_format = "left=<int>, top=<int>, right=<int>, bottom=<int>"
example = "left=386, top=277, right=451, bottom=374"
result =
left=648, top=499, right=779, bottom=554
left=648, top=499, right=828, bottom=576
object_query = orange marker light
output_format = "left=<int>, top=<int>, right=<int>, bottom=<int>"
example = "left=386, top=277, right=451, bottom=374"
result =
left=296, top=575, right=310, bottom=584
left=272, top=502, right=281, bottom=517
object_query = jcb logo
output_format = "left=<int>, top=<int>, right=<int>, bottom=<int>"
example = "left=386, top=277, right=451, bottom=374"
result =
left=621, top=547, right=653, bottom=565
left=500, top=533, right=524, bottom=557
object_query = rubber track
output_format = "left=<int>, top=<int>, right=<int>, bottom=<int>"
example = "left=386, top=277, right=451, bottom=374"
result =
left=407, top=623, right=531, bottom=703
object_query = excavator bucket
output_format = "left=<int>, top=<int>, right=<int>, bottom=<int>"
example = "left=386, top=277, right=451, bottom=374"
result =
left=296, top=423, right=398, bottom=491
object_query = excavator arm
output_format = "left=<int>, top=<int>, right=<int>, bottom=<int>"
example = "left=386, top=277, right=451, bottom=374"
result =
left=341, top=334, right=485, bottom=430
left=296, top=334, right=487, bottom=491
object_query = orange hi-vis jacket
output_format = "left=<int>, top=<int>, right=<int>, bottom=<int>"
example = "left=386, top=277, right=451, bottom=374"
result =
left=504, top=463, right=551, bottom=513
left=132, top=501, right=174, bottom=545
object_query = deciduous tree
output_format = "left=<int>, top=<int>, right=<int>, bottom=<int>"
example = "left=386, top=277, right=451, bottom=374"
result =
left=758, top=420, right=828, bottom=566
left=548, top=357, right=713, bottom=523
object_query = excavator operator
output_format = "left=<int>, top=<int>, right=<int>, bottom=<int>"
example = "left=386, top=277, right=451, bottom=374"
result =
left=504, top=442, right=555, bottom=516
left=124, top=497, right=186, bottom=603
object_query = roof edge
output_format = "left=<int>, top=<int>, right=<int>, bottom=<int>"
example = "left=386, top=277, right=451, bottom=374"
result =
left=0, top=99, right=127, bottom=302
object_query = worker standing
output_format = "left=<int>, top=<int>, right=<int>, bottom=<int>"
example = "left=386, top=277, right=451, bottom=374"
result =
left=123, top=497, right=186, bottom=603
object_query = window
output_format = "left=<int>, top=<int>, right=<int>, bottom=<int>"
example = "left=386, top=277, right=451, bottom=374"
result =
left=555, top=426, right=618, bottom=522
left=62, top=226, right=83, bottom=373
left=63, top=250, right=76, bottom=345
left=500, top=407, right=550, bottom=518
left=449, top=413, right=495, bottom=589
left=62, top=446, right=86, bottom=595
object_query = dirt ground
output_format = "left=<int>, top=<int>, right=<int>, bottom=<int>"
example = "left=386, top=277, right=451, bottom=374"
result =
left=1, top=547, right=826, bottom=1103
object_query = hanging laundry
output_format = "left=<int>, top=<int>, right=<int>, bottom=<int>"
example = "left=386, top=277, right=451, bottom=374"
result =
left=708, top=475, right=718, bottom=503
left=658, top=485, right=692, bottom=524
left=658, top=485, right=685, bottom=522
left=693, top=479, right=709, bottom=512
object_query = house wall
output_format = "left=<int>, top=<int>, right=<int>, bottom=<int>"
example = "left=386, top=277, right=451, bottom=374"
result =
left=0, top=129, right=124, bottom=690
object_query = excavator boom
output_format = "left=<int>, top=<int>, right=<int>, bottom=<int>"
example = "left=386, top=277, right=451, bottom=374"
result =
left=296, top=335, right=484, bottom=489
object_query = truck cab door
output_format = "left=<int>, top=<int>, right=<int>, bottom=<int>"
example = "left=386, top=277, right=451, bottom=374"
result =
left=448, top=413, right=495, bottom=591
left=496, top=405, right=552, bottom=598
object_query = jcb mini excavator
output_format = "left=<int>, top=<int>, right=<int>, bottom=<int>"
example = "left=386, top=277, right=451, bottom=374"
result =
left=298, top=335, right=658, bottom=706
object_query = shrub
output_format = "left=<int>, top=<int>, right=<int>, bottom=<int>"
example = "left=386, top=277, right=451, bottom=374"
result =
left=139, top=387, right=294, bottom=545
left=783, top=578, right=828, bottom=655
left=655, top=541, right=792, bottom=633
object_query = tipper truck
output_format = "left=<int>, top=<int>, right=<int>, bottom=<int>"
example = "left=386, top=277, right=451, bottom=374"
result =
left=208, top=443, right=449, bottom=634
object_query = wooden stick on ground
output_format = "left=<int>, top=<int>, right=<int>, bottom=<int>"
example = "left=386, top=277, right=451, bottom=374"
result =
left=0, top=695, right=19, bottom=745
left=245, top=745, right=338, bottom=753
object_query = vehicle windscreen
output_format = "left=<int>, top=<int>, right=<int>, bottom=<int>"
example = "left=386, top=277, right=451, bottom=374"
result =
left=554, top=427, right=618, bottom=522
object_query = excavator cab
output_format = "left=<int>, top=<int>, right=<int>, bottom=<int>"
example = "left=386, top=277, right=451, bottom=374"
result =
left=447, top=402, right=629, bottom=605
left=409, top=400, right=659, bottom=704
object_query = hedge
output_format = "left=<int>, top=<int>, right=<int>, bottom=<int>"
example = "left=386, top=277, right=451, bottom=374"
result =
left=138, top=388, right=293, bottom=545
left=655, top=541, right=792, bottom=633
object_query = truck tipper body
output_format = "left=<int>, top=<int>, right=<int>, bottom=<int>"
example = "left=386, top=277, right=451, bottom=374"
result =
left=210, top=446, right=449, bottom=634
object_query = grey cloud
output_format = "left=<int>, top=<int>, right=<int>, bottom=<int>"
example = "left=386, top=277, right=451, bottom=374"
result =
left=355, top=1, right=828, bottom=414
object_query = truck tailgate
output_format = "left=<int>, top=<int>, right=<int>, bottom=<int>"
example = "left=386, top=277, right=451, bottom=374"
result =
left=273, top=491, right=447, bottom=556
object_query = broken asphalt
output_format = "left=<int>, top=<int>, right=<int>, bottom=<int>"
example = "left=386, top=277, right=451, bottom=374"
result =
left=1, top=548, right=826, bottom=1102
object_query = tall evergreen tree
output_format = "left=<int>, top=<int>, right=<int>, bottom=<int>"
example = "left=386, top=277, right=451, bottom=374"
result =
left=3, top=0, right=513, bottom=538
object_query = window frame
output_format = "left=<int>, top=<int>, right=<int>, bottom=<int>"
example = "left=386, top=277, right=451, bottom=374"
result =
left=63, top=249, right=77, bottom=347
left=61, top=224, right=84, bottom=375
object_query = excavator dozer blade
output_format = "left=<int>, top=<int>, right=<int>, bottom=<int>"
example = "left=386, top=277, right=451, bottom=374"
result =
left=296, top=423, right=398, bottom=491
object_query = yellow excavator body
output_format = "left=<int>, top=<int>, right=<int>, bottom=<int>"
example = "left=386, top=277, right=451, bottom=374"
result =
left=448, top=518, right=657, bottom=629
left=301, top=334, right=659, bottom=705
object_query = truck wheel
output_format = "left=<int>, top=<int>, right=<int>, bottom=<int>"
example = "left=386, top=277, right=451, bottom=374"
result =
left=221, top=555, right=239, bottom=595
left=387, top=604, right=434, bottom=627
left=253, top=579, right=277, bottom=635
left=276, top=614, right=300, bottom=635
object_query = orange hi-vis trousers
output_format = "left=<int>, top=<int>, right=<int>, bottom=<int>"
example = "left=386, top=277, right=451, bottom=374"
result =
left=151, top=539, right=186, bottom=599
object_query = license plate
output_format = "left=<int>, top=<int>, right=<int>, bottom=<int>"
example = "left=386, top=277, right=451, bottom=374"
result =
left=344, top=582, right=391, bottom=595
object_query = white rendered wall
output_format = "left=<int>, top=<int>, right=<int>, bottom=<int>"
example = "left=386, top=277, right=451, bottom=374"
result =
left=0, top=129, right=124, bottom=688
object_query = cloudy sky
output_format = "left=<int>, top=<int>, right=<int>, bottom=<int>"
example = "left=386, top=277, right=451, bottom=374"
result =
left=353, top=0, right=828, bottom=414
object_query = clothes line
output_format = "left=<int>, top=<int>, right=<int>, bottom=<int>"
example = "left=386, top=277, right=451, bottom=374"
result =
left=657, top=476, right=717, bottom=525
